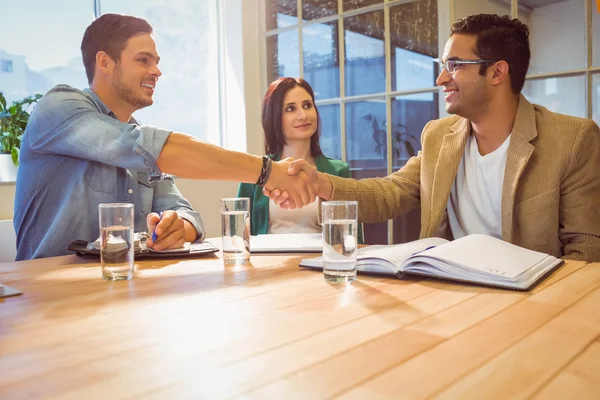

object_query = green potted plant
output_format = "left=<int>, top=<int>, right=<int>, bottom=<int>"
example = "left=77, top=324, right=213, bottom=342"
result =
left=0, top=92, right=42, bottom=181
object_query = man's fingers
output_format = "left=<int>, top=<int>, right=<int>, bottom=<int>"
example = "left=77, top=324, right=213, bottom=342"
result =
left=264, top=187, right=282, bottom=198
left=298, top=171, right=317, bottom=202
left=153, top=210, right=179, bottom=236
left=153, top=230, right=185, bottom=251
left=151, top=216, right=185, bottom=250
left=298, top=182, right=311, bottom=206
left=272, top=190, right=289, bottom=205
left=307, top=181, right=316, bottom=202
left=287, top=159, right=307, bottom=176
left=288, top=191, right=302, bottom=209
left=156, top=218, right=183, bottom=240
left=299, top=163, right=318, bottom=182
left=146, top=212, right=161, bottom=231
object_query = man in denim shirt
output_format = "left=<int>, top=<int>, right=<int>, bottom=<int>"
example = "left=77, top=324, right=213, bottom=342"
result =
left=14, top=14, right=316, bottom=260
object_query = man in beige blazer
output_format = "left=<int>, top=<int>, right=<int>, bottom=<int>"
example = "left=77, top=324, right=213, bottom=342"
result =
left=268, top=14, right=600, bottom=261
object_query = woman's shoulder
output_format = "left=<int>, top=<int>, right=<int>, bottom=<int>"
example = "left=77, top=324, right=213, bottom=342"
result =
left=316, top=155, right=350, bottom=175
left=237, top=182, right=258, bottom=196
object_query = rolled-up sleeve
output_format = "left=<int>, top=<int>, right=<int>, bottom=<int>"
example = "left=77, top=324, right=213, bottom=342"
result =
left=152, top=176, right=206, bottom=241
left=26, top=85, right=171, bottom=176
left=134, top=126, right=172, bottom=178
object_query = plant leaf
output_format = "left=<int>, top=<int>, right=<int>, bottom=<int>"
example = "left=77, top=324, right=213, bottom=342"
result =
left=0, top=93, right=40, bottom=159
left=11, top=147, right=19, bottom=166
left=405, top=141, right=416, bottom=157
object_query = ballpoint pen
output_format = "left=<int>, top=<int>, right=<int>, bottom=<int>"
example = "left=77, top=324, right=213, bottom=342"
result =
left=152, top=212, right=163, bottom=242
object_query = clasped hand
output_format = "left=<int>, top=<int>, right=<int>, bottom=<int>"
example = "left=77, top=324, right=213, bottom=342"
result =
left=263, top=158, right=319, bottom=209
left=146, top=210, right=187, bottom=251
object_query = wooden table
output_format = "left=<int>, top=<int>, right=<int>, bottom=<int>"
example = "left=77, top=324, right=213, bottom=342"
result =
left=1, top=249, right=599, bottom=399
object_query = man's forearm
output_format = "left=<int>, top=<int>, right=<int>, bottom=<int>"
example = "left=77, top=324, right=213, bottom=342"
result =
left=156, top=132, right=316, bottom=208
left=157, top=133, right=262, bottom=183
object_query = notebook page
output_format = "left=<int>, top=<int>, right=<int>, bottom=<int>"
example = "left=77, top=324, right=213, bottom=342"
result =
left=251, top=233, right=322, bottom=252
left=0, top=284, right=22, bottom=298
left=299, top=237, right=448, bottom=274
left=410, top=234, right=552, bottom=279
left=359, top=237, right=449, bottom=267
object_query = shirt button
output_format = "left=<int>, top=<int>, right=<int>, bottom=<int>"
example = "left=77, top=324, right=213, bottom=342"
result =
left=128, top=188, right=133, bottom=194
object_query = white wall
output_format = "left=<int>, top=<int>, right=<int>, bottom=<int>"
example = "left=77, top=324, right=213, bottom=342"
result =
left=0, top=184, right=15, bottom=220
left=172, top=179, right=239, bottom=237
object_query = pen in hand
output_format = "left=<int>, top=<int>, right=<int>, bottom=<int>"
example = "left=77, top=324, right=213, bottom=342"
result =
left=152, top=212, right=163, bottom=242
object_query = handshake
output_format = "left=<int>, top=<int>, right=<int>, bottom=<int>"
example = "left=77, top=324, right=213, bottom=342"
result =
left=262, top=158, right=332, bottom=209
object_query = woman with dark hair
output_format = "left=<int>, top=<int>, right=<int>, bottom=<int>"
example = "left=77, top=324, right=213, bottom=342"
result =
left=238, top=77, right=363, bottom=240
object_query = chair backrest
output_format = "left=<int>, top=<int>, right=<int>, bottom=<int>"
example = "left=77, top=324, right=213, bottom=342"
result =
left=0, top=219, right=17, bottom=263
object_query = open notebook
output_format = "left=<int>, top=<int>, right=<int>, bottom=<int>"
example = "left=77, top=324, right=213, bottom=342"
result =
left=251, top=233, right=322, bottom=253
left=0, top=284, right=22, bottom=298
left=300, top=234, right=564, bottom=290
left=67, top=232, right=218, bottom=259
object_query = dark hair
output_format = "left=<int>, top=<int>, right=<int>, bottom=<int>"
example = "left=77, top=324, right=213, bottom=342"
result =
left=81, top=13, right=153, bottom=84
left=262, top=77, right=323, bottom=157
left=450, top=14, right=530, bottom=94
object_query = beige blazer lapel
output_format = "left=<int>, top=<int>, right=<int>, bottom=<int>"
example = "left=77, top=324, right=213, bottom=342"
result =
left=501, top=95, right=538, bottom=242
left=426, top=118, right=470, bottom=235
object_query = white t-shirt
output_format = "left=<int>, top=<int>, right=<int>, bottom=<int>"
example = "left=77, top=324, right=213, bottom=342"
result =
left=447, top=133, right=511, bottom=240
left=267, top=198, right=321, bottom=234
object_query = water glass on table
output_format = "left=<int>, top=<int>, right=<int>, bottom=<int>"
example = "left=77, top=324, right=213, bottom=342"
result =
left=221, top=197, right=250, bottom=264
left=322, top=201, right=358, bottom=283
left=98, top=203, right=135, bottom=281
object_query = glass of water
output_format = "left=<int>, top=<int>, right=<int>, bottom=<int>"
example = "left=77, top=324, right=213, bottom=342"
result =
left=221, top=197, right=250, bottom=264
left=99, top=203, right=135, bottom=281
left=322, top=201, right=358, bottom=283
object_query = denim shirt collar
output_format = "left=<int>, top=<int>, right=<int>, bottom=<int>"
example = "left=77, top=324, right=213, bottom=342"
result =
left=82, top=88, right=140, bottom=125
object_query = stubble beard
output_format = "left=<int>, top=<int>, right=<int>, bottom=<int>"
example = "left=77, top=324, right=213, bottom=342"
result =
left=446, top=82, right=489, bottom=120
left=112, top=65, right=153, bottom=110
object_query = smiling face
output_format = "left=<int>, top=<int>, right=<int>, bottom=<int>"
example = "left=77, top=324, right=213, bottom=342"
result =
left=436, top=34, right=492, bottom=119
left=281, top=86, right=318, bottom=143
left=111, top=33, right=161, bottom=110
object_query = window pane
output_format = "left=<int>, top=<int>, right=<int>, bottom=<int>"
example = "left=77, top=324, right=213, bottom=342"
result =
left=522, top=76, right=586, bottom=118
left=391, top=92, right=438, bottom=245
left=390, top=0, right=438, bottom=92
left=593, top=3, right=600, bottom=67
left=593, top=73, right=600, bottom=126
left=527, top=0, right=585, bottom=74
left=391, top=92, right=438, bottom=169
left=345, top=99, right=386, bottom=174
left=303, top=21, right=340, bottom=99
left=343, top=0, right=383, bottom=13
left=101, top=0, right=221, bottom=144
left=346, top=99, right=388, bottom=244
left=453, top=0, right=510, bottom=20
left=303, top=0, right=337, bottom=21
left=266, top=30, right=300, bottom=82
left=0, top=0, right=93, bottom=105
left=344, top=11, right=385, bottom=96
left=266, top=0, right=297, bottom=31
left=318, top=103, right=341, bottom=160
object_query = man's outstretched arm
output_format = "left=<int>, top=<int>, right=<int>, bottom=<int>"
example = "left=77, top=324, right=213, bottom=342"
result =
left=157, top=133, right=316, bottom=208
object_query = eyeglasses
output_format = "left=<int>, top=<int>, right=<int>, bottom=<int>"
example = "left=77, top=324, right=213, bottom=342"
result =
left=439, top=59, right=497, bottom=74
